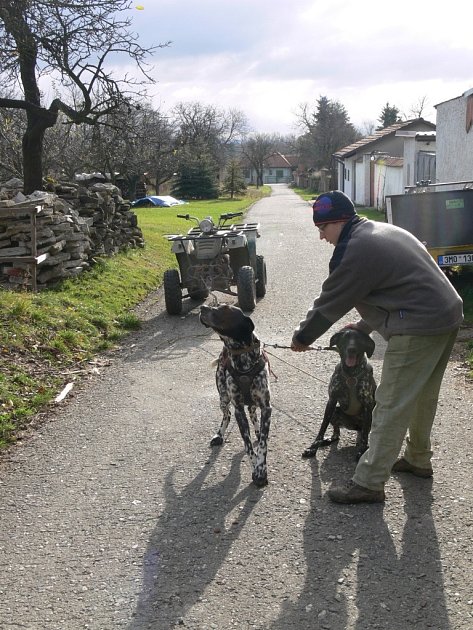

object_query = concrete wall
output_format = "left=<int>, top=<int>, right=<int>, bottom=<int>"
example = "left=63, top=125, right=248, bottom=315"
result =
left=436, top=91, right=473, bottom=183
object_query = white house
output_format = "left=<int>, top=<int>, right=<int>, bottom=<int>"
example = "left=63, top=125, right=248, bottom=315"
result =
left=434, top=88, right=473, bottom=185
left=243, top=152, right=294, bottom=185
left=333, top=119, right=436, bottom=208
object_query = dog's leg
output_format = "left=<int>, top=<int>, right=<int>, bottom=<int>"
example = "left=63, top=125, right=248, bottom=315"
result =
left=234, top=405, right=257, bottom=470
left=302, top=398, right=339, bottom=458
left=248, top=405, right=260, bottom=441
left=210, top=375, right=231, bottom=446
left=210, top=396, right=231, bottom=446
left=252, top=401, right=271, bottom=487
left=355, top=407, right=373, bottom=460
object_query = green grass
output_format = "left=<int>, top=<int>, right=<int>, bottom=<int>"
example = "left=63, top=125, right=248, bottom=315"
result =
left=0, top=186, right=271, bottom=446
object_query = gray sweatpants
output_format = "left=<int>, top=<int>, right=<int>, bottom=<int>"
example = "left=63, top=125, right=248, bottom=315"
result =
left=353, top=329, right=458, bottom=492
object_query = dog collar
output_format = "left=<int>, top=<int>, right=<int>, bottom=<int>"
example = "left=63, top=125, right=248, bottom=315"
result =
left=222, top=339, right=261, bottom=356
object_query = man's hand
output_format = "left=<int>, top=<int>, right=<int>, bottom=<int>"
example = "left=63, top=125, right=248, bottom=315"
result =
left=291, top=339, right=311, bottom=352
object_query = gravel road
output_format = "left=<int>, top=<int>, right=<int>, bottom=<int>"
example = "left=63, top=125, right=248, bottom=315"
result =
left=1, top=184, right=472, bottom=630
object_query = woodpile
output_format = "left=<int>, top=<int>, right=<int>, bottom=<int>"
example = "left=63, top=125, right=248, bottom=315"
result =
left=0, top=178, right=144, bottom=289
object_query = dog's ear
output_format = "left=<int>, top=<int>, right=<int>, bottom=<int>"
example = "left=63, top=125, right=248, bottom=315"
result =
left=329, top=332, right=342, bottom=349
left=229, top=307, right=255, bottom=342
left=363, top=334, right=375, bottom=358
left=234, top=312, right=254, bottom=342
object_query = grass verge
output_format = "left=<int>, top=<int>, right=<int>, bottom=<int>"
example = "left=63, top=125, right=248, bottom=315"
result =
left=0, top=186, right=271, bottom=446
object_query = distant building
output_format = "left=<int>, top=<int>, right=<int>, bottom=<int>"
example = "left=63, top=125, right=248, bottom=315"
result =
left=243, top=152, right=295, bottom=185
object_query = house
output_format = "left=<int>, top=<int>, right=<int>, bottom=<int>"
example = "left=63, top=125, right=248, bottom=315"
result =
left=243, top=152, right=295, bottom=185
left=332, top=118, right=436, bottom=208
left=434, top=88, right=473, bottom=185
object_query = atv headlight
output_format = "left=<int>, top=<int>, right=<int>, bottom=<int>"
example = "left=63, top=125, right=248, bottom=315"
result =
left=199, top=217, right=214, bottom=233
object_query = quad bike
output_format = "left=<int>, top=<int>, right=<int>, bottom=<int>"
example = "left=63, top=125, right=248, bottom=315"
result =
left=163, top=211, right=267, bottom=315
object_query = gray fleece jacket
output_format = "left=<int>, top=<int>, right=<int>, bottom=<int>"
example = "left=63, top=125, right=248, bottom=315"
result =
left=293, top=216, right=464, bottom=344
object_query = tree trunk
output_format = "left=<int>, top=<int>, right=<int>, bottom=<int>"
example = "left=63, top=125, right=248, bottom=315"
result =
left=22, top=121, right=45, bottom=194
left=22, top=107, right=58, bottom=194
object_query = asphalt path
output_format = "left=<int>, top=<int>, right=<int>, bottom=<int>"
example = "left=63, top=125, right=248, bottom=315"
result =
left=1, top=184, right=472, bottom=629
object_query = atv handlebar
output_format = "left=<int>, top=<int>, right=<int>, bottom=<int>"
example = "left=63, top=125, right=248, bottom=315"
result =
left=219, top=212, right=243, bottom=221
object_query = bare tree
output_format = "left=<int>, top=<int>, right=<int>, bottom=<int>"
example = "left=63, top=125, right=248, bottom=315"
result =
left=0, top=0, right=168, bottom=193
left=358, top=120, right=377, bottom=136
left=409, top=96, right=428, bottom=119
left=0, top=99, right=25, bottom=179
left=173, top=102, right=249, bottom=169
left=241, top=133, right=280, bottom=187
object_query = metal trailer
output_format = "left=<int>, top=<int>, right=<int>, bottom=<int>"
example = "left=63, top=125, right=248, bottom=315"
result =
left=386, top=182, right=473, bottom=267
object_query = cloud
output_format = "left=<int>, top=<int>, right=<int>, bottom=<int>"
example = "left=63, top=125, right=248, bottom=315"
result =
left=124, top=0, right=473, bottom=133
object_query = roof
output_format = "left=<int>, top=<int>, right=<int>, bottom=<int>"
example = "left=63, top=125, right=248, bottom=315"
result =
left=435, top=87, right=473, bottom=108
left=333, top=119, right=436, bottom=159
left=374, top=156, right=403, bottom=167
left=264, top=152, right=294, bottom=168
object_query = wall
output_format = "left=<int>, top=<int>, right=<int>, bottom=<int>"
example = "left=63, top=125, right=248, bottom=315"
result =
left=372, top=161, right=403, bottom=209
left=436, top=91, right=473, bottom=183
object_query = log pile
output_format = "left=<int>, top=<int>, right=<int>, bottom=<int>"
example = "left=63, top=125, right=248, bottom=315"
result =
left=0, top=178, right=144, bottom=289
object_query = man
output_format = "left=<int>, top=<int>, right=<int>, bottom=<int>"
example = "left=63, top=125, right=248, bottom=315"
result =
left=291, top=190, right=463, bottom=504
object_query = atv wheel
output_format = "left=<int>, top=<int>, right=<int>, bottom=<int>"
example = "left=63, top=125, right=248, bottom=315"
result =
left=237, top=266, right=256, bottom=311
left=188, top=287, right=210, bottom=301
left=256, top=254, right=267, bottom=298
left=163, top=269, right=182, bottom=315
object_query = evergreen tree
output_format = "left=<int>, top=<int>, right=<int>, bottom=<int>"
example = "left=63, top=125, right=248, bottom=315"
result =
left=171, top=147, right=219, bottom=199
left=221, top=159, right=247, bottom=199
left=297, top=96, right=360, bottom=183
left=377, top=103, right=402, bottom=129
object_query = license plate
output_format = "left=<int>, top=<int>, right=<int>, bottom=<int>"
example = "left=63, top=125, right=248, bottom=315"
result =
left=437, top=252, right=473, bottom=266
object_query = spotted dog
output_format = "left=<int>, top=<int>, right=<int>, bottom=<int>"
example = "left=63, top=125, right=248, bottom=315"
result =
left=302, top=328, right=377, bottom=460
left=200, top=304, right=272, bottom=487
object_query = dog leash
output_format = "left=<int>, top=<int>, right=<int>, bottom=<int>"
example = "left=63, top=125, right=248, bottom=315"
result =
left=262, top=348, right=331, bottom=385
left=263, top=342, right=332, bottom=352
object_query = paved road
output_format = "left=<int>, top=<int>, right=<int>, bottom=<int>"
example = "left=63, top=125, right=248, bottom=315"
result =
left=1, top=185, right=472, bottom=629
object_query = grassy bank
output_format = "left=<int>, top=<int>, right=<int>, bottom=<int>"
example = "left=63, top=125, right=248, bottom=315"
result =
left=0, top=186, right=271, bottom=446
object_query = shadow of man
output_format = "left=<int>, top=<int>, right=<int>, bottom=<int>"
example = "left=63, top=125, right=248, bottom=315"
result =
left=128, top=450, right=262, bottom=629
left=271, top=442, right=451, bottom=630
left=387, top=477, right=451, bottom=629
left=270, top=445, right=397, bottom=629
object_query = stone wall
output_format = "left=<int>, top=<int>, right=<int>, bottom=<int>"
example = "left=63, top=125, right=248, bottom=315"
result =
left=0, top=178, right=144, bottom=289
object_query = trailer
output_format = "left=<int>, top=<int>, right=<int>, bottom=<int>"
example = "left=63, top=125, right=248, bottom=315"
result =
left=386, top=182, right=473, bottom=267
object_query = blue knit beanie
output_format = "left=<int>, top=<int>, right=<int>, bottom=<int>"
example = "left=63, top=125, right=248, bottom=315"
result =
left=312, top=190, right=356, bottom=225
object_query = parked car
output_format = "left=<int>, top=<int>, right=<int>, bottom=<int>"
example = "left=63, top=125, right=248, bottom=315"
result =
left=131, top=195, right=187, bottom=208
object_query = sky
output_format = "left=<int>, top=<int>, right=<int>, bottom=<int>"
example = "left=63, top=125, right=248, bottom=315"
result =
left=125, top=0, right=473, bottom=135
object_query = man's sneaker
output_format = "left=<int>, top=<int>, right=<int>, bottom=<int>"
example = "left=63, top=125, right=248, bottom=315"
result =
left=327, top=480, right=385, bottom=504
left=391, top=457, right=433, bottom=478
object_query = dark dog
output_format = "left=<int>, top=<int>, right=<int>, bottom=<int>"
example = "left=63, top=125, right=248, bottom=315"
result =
left=200, top=304, right=272, bottom=487
left=302, top=328, right=376, bottom=460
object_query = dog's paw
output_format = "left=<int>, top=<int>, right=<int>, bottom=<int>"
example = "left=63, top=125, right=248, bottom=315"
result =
left=302, top=445, right=318, bottom=458
left=210, top=434, right=224, bottom=447
left=252, top=471, right=268, bottom=487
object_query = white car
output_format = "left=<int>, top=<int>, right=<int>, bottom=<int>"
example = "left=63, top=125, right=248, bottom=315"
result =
left=131, top=195, right=187, bottom=208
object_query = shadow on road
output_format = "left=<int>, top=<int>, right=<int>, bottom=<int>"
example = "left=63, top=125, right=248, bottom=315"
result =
left=270, top=448, right=450, bottom=629
left=128, top=450, right=263, bottom=629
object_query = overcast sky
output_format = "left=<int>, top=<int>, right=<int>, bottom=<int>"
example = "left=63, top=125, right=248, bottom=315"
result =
left=126, top=0, right=473, bottom=135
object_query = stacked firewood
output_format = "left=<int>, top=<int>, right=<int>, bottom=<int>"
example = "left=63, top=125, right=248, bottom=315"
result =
left=0, top=178, right=144, bottom=288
